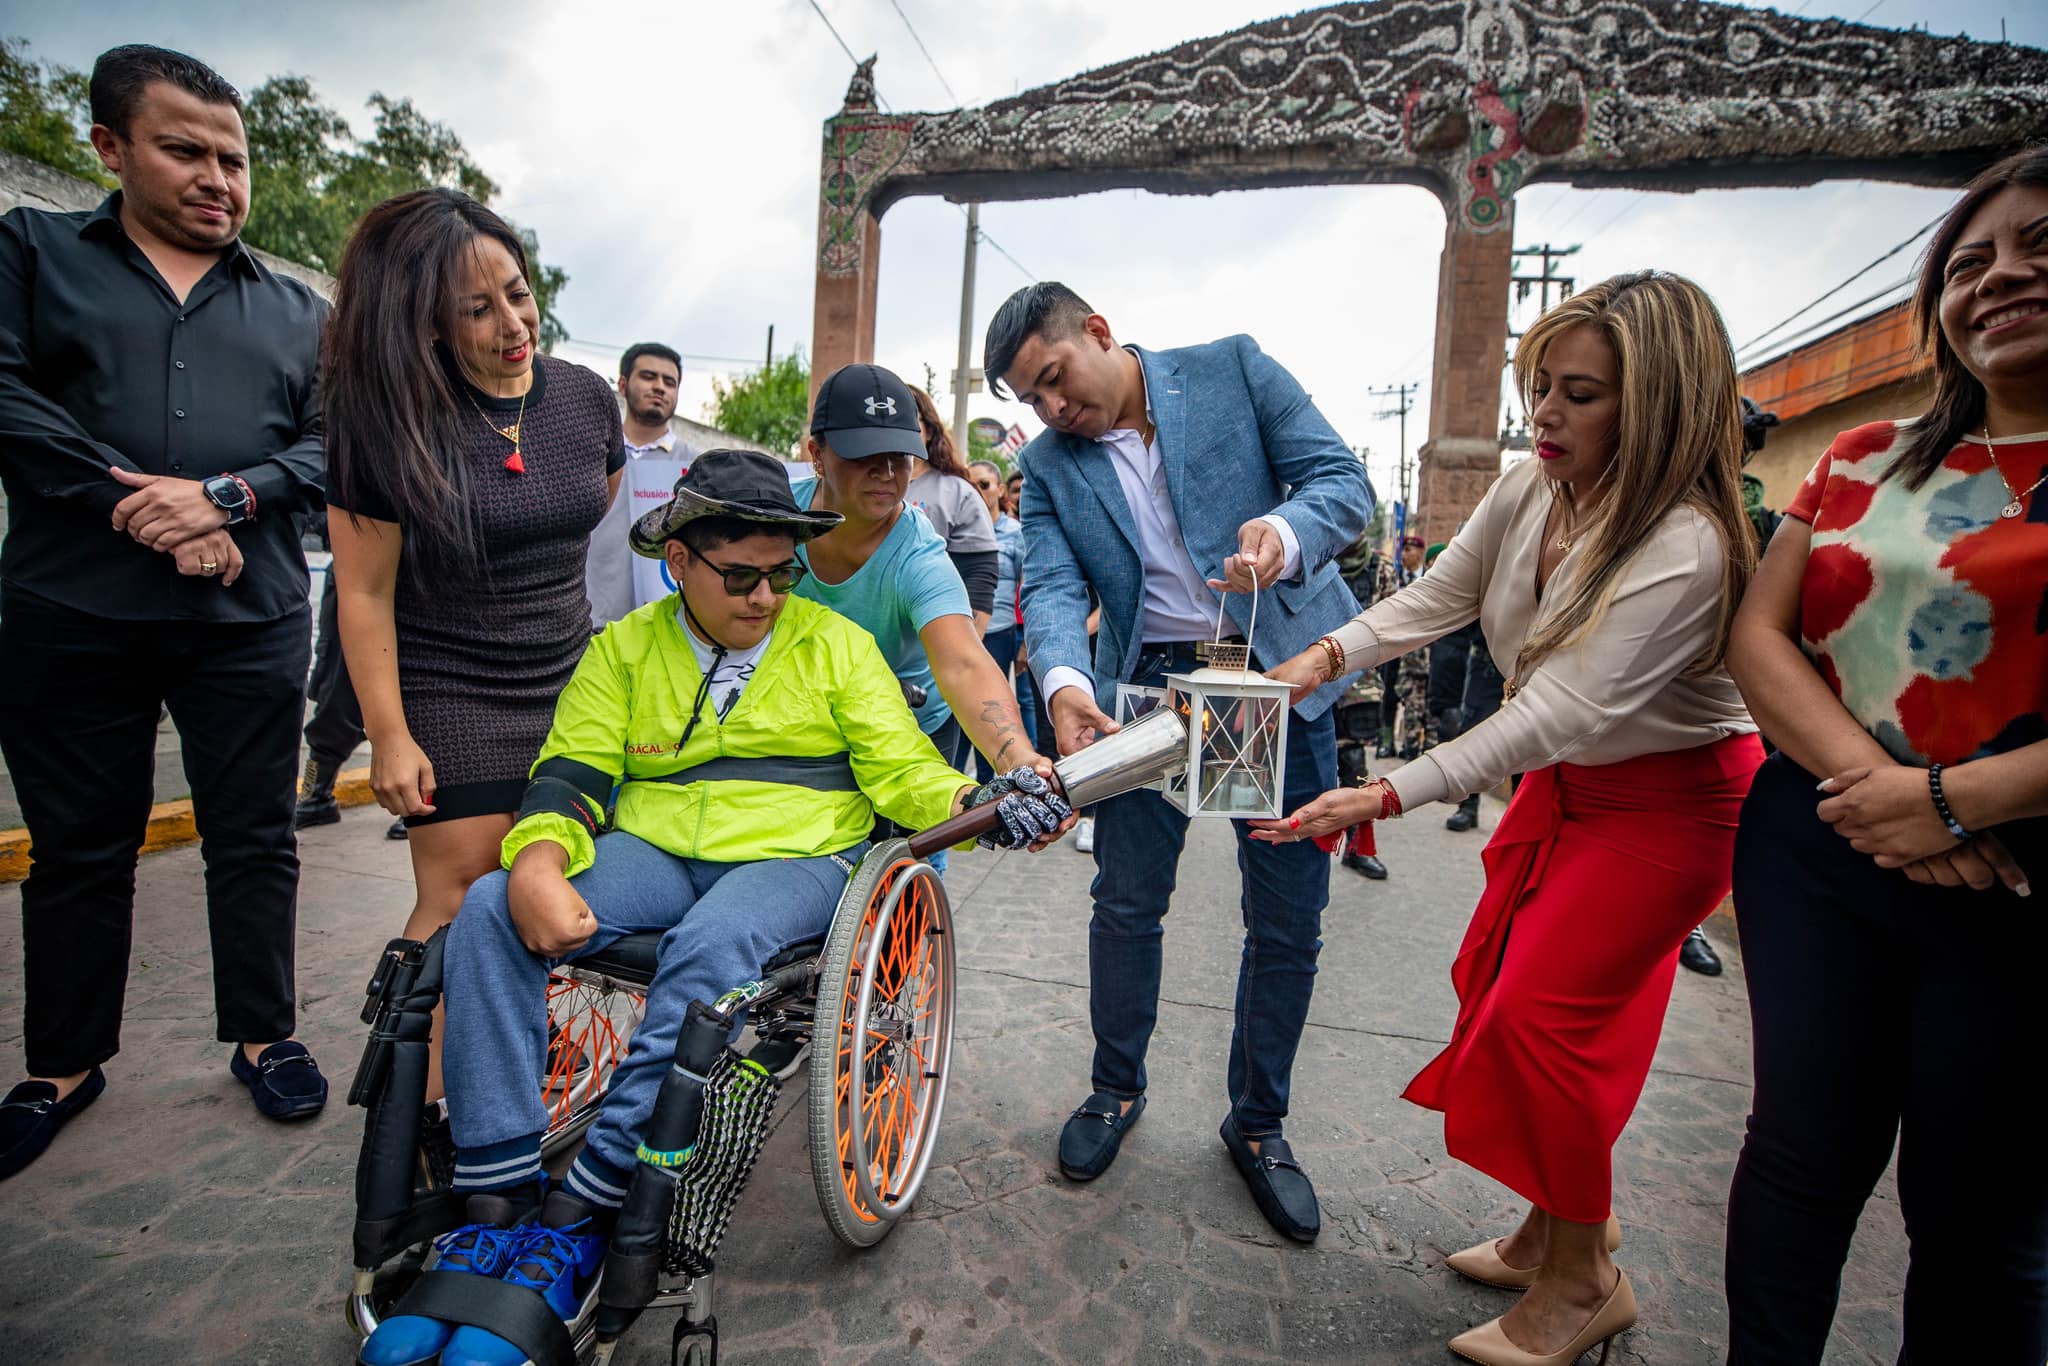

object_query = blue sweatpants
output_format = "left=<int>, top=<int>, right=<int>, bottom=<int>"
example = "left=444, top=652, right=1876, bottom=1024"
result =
left=443, top=831, right=862, bottom=1200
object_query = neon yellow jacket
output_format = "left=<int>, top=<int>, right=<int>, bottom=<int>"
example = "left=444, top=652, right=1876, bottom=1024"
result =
left=502, top=594, right=968, bottom=877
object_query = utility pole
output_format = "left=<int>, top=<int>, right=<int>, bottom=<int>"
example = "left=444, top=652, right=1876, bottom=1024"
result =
left=951, top=202, right=981, bottom=456
left=1508, top=242, right=1581, bottom=338
left=765, top=324, right=774, bottom=369
left=1367, top=382, right=1418, bottom=514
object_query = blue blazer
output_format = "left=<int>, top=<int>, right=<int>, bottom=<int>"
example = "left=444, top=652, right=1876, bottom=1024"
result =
left=1018, top=335, right=1374, bottom=722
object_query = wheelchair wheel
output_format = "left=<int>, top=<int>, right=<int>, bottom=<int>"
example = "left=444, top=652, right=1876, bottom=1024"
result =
left=808, top=839, right=956, bottom=1248
left=541, top=971, right=645, bottom=1155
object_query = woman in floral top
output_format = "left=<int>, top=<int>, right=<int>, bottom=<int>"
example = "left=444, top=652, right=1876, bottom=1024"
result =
left=1723, top=148, right=2048, bottom=1364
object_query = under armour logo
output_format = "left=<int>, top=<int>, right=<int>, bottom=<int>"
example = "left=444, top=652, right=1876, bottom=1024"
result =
left=865, top=395, right=897, bottom=417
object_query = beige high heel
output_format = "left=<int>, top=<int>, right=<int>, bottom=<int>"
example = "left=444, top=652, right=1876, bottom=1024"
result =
left=1447, top=1268, right=1637, bottom=1366
left=1445, top=1216, right=1623, bottom=1290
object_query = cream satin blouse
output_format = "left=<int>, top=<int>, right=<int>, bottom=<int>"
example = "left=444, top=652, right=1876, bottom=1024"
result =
left=1331, top=458, right=1756, bottom=810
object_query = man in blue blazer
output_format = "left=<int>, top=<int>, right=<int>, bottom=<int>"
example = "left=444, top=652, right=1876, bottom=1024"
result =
left=986, top=283, right=1373, bottom=1242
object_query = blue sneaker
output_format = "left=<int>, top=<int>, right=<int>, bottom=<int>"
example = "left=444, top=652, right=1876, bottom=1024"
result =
left=439, top=1194, right=607, bottom=1366
left=359, top=1194, right=533, bottom=1366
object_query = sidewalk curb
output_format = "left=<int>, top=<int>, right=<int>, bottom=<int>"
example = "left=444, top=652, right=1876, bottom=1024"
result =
left=0, top=765, right=377, bottom=883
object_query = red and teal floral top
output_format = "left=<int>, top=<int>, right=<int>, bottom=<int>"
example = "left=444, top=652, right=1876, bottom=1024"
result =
left=1786, top=421, right=2048, bottom=766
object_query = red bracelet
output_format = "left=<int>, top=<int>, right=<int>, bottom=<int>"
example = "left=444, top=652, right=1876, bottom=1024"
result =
left=1370, top=777, right=1404, bottom=819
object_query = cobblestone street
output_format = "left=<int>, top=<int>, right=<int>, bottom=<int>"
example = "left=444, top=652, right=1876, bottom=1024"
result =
left=0, top=799, right=1908, bottom=1364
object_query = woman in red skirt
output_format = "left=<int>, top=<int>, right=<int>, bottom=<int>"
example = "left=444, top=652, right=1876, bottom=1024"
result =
left=1256, top=271, right=1762, bottom=1365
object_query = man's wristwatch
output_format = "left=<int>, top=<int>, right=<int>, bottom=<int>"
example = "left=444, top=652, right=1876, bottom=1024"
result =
left=201, top=474, right=252, bottom=524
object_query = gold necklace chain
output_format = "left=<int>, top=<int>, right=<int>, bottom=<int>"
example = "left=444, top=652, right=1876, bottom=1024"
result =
left=1983, top=426, right=2046, bottom=519
left=465, top=384, right=528, bottom=451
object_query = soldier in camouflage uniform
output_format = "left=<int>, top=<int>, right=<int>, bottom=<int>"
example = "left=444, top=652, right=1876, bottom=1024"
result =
left=1385, top=535, right=1431, bottom=758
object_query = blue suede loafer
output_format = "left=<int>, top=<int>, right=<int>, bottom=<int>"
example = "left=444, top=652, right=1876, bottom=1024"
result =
left=1057, top=1090, right=1144, bottom=1181
left=0, top=1067, right=105, bottom=1181
left=1221, top=1114, right=1320, bottom=1243
left=230, top=1041, right=328, bottom=1120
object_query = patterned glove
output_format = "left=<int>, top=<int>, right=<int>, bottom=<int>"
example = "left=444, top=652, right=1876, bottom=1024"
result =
left=966, top=767, right=1074, bottom=850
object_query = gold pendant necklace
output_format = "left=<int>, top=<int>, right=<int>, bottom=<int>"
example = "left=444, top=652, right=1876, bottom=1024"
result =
left=466, top=383, right=530, bottom=475
left=1983, top=426, right=2045, bottom=519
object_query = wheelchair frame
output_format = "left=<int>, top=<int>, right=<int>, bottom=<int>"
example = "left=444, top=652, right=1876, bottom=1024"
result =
left=345, top=833, right=958, bottom=1365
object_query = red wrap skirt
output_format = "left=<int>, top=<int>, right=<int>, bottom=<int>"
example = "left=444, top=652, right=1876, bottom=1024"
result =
left=1402, top=733, right=1763, bottom=1223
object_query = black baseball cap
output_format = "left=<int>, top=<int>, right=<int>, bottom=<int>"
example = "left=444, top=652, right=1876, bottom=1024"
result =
left=630, top=449, right=842, bottom=558
left=810, top=363, right=926, bottom=460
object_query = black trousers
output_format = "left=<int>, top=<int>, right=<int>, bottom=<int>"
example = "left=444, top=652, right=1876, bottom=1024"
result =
left=0, top=588, right=310, bottom=1076
left=304, top=564, right=365, bottom=767
left=1726, top=752, right=2048, bottom=1365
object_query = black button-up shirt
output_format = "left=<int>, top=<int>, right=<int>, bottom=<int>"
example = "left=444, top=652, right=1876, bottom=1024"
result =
left=0, top=193, right=327, bottom=621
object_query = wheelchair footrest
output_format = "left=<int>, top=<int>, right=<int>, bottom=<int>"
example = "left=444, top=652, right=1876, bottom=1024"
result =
left=386, top=1269, right=578, bottom=1366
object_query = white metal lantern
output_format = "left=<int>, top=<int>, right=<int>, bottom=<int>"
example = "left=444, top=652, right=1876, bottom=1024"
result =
left=1162, top=586, right=1291, bottom=818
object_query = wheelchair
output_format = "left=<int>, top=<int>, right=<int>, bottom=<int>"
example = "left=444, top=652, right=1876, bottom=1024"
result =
left=345, top=827, right=963, bottom=1366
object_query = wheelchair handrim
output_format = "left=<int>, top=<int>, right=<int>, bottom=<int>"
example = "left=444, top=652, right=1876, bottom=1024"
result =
left=841, top=860, right=953, bottom=1221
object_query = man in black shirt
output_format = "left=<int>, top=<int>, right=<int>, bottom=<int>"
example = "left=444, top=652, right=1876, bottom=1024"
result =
left=0, top=45, right=330, bottom=1181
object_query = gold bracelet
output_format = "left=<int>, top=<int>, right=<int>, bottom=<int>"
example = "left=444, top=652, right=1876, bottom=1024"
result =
left=1315, top=635, right=1345, bottom=681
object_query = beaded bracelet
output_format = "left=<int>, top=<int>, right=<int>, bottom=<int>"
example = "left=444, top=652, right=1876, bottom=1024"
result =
left=1927, top=763, right=1970, bottom=840
left=1315, top=634, right=1345, bottom=681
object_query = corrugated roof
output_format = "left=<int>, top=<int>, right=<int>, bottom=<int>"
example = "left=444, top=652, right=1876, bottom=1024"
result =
left=1740, top=300, right=1927, bottom=422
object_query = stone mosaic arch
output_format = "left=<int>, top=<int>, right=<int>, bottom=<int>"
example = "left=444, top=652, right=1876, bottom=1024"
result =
left=811, top=0, right=2048, bottom=539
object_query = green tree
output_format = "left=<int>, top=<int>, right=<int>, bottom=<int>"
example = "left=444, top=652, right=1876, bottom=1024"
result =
left=709, top=351, right=811, bottom=455
left=966, top=427, right=1008, bottom=476
left=241, top=75, right=352, bottom=271
left=239, top=81, right=569, bottom=347
left=0, top=38, right=109, bottom=186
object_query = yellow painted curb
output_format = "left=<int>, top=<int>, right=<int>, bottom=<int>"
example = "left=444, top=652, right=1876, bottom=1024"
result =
left=0, top=765, right=376, bottom=884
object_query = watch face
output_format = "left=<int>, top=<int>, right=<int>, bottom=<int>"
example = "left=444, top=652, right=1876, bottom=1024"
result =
left=205, top=476, right=247, bottom=514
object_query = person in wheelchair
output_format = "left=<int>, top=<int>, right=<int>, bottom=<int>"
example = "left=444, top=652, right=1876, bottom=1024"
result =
left=358, top=450, right=1072, bottom=1366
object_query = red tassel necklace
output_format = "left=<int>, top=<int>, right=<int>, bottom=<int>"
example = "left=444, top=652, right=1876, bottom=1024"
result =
left=465, top=381, right=530, bottom=475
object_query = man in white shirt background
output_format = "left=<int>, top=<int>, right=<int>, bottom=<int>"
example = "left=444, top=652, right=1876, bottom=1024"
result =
left=586, top=342, right=698, bottom=626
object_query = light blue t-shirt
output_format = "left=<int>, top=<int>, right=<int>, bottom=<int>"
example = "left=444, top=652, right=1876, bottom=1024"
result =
left=790, top=477, right=970, bottom=735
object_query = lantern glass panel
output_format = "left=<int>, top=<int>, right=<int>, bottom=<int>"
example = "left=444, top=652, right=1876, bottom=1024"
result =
left=1164, top=668, right=1291, bottom=819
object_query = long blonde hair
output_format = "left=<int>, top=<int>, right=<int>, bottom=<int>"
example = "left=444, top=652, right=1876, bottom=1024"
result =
left=1511, top=271, right=1754, bottom=676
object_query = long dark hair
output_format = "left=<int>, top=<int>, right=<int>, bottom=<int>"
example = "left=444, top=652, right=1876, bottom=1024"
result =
left=324, top=187, right=533, bottom=570
left=1893, top=145, right=2048, bottom=489
left=908, top=385, right=972, bottom=479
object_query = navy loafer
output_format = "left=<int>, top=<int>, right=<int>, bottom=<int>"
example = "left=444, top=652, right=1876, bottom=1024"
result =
left=1057, top=1090, right=1144, bottom=1181
left=0, top=1067, right=106, bottom=1181
left=1221, top=1115, right=1320, bottom=1243
left=231, top=1041, right=329, bottom=1120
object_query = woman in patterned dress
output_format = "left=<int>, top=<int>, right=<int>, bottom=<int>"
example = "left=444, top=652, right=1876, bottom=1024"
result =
left=1723, top=149, right=2048, bottom=1364
left=325, top=190, right=623, bottom=956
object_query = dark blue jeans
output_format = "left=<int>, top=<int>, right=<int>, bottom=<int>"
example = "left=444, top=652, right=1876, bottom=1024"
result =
left=1087, top=642, right=1336, bottom=1136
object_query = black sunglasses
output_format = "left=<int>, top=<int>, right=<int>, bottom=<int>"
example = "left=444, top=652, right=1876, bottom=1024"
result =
left=974, top=478, right=997, bottom=489
left=686, top=545, right=807, bottom=595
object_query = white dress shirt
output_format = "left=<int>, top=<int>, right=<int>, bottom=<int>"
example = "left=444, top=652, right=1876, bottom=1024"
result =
left=1044, top=354, right=1302, bottom=708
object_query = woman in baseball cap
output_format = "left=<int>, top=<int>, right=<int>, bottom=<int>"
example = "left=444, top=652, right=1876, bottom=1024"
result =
left=792, top=363, right=1052, bottom=830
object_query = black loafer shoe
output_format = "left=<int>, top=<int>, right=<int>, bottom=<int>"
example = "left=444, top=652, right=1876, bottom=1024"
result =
left=230, top=1041, right=329, bottom=1120
left=1220, top=1115, right=1320, bottom=1243
left=1341, top=851, right=1388, bottom=880
left=1058, top=1090, right=1143, bottom=1181
left=1679, top=926, right=1724, bottom=977
left=1, top=1066, right=105, bottom=1181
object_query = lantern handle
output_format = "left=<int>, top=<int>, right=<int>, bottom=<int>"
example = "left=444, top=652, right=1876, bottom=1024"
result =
left=1211, top=563, right=1259, bottom=674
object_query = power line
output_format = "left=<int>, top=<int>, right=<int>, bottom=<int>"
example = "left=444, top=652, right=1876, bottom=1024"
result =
left=1736, top=276, right=1914, bottom=368
left=804, top=0, right=890, bottom=110
left=1735, top=213, right=1941, bottom=354
left=886, top=0, right=960, bottom=106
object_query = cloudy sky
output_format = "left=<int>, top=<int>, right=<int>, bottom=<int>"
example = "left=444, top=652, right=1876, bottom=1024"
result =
left=13, top=0, right=2045, bottom=503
